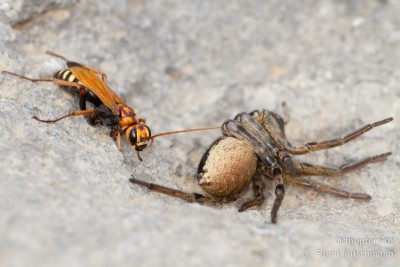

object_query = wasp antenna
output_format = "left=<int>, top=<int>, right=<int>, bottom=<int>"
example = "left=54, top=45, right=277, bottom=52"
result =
left=46, top=51, right=70, bottom=62
left=149, top=126, right=220, bottom=140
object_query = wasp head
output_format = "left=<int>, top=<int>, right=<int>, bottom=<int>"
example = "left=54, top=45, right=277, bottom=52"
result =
left=126, top=123, right=152, bottom=151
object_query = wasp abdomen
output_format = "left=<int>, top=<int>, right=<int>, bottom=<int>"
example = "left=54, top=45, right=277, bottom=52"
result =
left=54, top=69, right=79, bottom=95
left=54, top=69, right=103, bottom=108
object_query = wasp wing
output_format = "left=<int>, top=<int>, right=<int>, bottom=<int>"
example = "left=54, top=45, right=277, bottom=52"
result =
left=68, top=62, right=126, bottom=115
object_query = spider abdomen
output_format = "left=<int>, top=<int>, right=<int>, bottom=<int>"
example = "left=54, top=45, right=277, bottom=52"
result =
left=197, top=137, right=258, bottom=197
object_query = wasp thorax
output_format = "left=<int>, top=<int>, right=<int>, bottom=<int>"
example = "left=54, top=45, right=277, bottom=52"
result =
left=197, top=137, right=258, bottom=197
left=119, top=106, right=138, bottom=127
left=126, top=123, right=152, bottom=151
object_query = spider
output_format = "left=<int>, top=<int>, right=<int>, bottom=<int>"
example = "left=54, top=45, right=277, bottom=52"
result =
left=130, top=106, right=393, bottom=223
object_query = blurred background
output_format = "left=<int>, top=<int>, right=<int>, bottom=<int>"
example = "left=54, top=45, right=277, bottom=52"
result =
left=0, top=1, right=398, bottom=266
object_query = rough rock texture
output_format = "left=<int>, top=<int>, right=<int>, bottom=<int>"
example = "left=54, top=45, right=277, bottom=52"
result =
left=0, top=1, right=399, bottom=266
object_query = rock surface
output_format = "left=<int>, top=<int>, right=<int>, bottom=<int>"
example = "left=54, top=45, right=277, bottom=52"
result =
left=0, top=1, right=399, bottom=266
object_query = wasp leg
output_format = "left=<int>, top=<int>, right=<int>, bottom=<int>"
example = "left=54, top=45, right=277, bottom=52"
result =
left=284, top=176, right=371, bottom=200
left=46, top=51, right=70, bottom=61
left=110, top=130, right=145, bottom=161
left=3, top=70, right=82, bottom=88
left=285, top=118, right=393, bottom=155
left=86, top=111, right=98, bottom=126
left=46, top=51, right=108, bottom=83
left=3, top=70, right=97, bottom=124
left=80, top=64, right=108, bottom=83
left=3, top=70, right=54, bottom=83
left=118, top=132, right=123, bottom=152
left=129, top=176, right=228, bottom=204
left=289, top=152, right=391, bottom=177
left=110, top=130, right=124, bottom=152
left=33, top=109, right=97, bottom=123
left=78, top=89, right=100, bottom=126
left=239, top=173, right=266, bottom=212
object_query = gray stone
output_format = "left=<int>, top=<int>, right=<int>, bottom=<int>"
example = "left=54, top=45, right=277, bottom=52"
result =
left=0, top=1, right=399, bottom=266
left=0, top=0, right=78, bottom=25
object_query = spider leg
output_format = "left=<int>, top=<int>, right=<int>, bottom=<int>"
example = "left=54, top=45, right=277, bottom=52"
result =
left=222, top=119, right=278, bottom=168
left=222, top=117, right=286, bottom=223
left=129, top=176, right=230, bottom=204
left=239, top=172, right=266, bottom=212
left=291, top=152, right=391, bottom=176
left=271, top=184, right=285, bottom=224
left=286, top=118, right=393, bottom=155
left=284, top=176, right=371, bottom=200
left=251, top=109, right=292, bottom=149
left=281, top=102, right=290, bottom=125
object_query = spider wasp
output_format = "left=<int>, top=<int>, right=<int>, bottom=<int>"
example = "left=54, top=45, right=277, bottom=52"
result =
left=130, top=107, right=393, bottom=223
left=3, top=52, right=217, bottom=158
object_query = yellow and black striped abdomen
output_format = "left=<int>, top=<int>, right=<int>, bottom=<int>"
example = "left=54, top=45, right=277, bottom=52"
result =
left=54, top=69, right=80, bottom=95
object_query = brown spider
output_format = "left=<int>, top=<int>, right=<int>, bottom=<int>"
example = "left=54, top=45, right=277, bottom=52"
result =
left=130, top=107, right=393, bottom=223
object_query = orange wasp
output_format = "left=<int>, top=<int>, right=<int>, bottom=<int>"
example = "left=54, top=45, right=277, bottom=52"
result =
left=3, top=52, right=217, bottom=158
